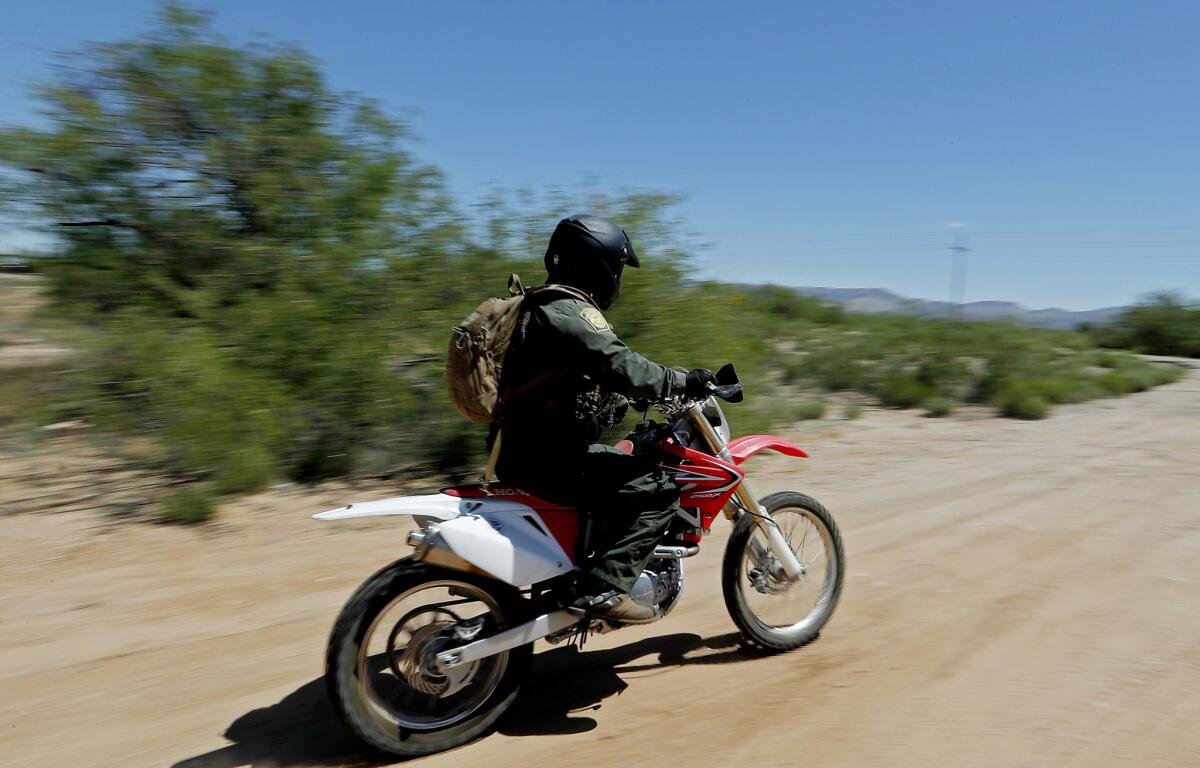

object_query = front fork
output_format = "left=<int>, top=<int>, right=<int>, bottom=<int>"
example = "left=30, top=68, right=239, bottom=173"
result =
left=688, top=402, right=805, bottom=582
left=731, top=483, right=804, bottom=580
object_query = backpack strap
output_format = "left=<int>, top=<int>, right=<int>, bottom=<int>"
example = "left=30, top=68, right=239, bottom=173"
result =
left=507, top=273, right=526, bottom=297
left=482, top=281, right=594, bottom=488
left=492, top=281, right=591, bottom=411
left=483, top=430, right=503, bottom=486
left=529, top=282, right=599, bottom=309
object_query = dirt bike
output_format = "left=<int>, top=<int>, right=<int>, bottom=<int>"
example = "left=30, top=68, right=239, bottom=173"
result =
left=315, top=364, right=845, bottom=756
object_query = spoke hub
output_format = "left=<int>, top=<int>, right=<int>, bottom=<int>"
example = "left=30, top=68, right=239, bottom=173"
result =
left=387, top=608, right=485, bottom=698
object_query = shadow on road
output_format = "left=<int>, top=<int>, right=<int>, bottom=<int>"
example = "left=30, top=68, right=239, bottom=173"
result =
left=171, top=631, right=764, bottom=767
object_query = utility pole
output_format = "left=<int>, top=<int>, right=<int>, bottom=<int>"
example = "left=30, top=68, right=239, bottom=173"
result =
left=948, top=234, right=970, bottom=320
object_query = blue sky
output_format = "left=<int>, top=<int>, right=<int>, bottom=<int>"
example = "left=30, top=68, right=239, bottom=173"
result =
left=2, top=1, right=1198, bottom=310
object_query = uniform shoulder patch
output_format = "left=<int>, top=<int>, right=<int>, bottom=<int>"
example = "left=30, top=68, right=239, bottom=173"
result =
left=579, top=306, right=612, bottom=332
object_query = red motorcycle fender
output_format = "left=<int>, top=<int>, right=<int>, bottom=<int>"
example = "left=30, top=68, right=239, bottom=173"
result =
left=726, top=435, right=808, bottom=465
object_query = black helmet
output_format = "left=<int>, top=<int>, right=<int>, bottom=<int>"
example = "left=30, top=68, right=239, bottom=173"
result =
left=544, top=214, right=640, bottom=310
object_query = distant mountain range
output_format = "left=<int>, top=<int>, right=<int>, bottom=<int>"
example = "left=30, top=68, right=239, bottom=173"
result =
left=790, top=287, right=1123, bottom=330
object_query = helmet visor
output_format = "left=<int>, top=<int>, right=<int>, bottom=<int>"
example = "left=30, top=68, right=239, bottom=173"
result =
left=620, top=230, right=640, bottom=268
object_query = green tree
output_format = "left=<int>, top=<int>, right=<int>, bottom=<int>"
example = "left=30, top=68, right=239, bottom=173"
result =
left=0, top=5, right=714, bottom=507
left=0, top=4, right=469, bottom=495
left=1, top=3, right=455, bottom=316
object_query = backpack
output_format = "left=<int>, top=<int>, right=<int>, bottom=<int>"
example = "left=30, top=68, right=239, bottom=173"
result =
left=446, top=275, right=591, bottom=423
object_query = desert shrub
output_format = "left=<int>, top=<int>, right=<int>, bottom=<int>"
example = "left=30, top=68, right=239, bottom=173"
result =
left=798, top=347, right=865, bottom=391
left=728, top=406, right=777, bottom=439
left=922, top=396, right=956, bottom=417
left=742, top=285, right=846, bottom=327
left=69, top=321, right=298, bottom=493
left=1091, top=293, right=1200, bottom=358
left=915, top=357, right=971, bottom=395
left=0, top=362, right=73, bottom=428
left=1151, top=365, right=1185, bottom=385
left=877, top=374, right=934, bottom=408
left=994, top=380, right=1052, bottom=420
left=842, top=402, right=863, bottom=420
left=729, top=389, right=803, bottom=436
left=1097, top=370, right=1135, bottom=395
left=1034, top=377, right=1104, bottom=404
left=779, top=358, right=806, bottom=385
left=159, top=486, right=217, bottom=524
left=794, top=399, right=827, bottom=420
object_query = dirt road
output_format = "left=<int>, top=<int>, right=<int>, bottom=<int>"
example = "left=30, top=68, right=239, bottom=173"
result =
left=3, top=367, right=1199, bottom=767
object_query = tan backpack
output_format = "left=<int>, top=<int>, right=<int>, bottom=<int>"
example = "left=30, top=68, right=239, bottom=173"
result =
left=446, top=275, right=591, bottom=423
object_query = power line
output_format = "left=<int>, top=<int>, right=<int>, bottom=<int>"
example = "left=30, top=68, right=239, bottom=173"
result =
left=713, top=223, right=1200, bottom=250
left=731, top=239, right=1200, bottom=254
left=724, top=245, right=1200, bottom=264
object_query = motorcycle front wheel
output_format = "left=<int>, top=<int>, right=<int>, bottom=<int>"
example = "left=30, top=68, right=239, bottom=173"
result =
left=722, top=491, right=845, bottom=650
left=325, top=559, right=531, bottom=756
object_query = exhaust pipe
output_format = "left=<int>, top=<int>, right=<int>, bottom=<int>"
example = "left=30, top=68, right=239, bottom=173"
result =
left=406, top=527, right=485, bottom=575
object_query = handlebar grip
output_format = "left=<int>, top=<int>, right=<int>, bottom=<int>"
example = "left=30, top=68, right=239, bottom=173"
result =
left=711, top=382, right=744, bottom=403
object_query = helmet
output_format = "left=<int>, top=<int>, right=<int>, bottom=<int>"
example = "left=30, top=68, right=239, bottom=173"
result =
left=544, top=214, right=640, bottom=310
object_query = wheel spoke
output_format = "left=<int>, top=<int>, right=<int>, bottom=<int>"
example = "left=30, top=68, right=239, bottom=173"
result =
left=734, top=503, right=840, bottom=642
left=355, top=581, right=510, bottom=731
left=797, top=523, right=811, bottom=561
left=784, top=514, right=800, bottom=548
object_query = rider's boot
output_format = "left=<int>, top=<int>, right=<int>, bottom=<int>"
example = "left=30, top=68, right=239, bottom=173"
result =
left=567, top=575, right=657, bottom=624
left=572, top=590, right=656, bottom=623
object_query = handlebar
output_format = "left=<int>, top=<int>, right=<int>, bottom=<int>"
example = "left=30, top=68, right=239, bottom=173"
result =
left=706, top=362, right=744, bottom=403
left=708, top=381, right=744, bottom=402
left=632, top=362, right=744, bottom=414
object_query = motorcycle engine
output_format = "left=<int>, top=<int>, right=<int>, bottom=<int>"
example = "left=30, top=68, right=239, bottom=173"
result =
left=628, top=558, right=684, bottom=613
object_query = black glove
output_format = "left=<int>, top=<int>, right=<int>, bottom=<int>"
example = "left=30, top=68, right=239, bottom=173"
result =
left=684, top=368, right=717, bottom=399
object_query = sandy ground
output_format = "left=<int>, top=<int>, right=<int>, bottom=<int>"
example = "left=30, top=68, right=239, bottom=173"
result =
left=2, top=366, right=1199, bottom=768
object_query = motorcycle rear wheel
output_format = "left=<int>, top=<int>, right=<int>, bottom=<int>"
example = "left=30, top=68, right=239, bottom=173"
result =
left=722, top=491, right=845, bottom=651
left=325, top=559, right=531, bottom=756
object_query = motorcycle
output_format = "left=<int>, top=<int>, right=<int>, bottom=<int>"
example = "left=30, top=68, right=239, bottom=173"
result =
left=315, top=364, right=845, bottom=756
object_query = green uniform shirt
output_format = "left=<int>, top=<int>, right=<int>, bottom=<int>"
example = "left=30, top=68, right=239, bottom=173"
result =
left=497, top=292, right=686, bottom=463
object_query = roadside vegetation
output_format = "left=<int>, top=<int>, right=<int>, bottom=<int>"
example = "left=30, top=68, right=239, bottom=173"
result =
left=0, top=5, right=1183, bottom=522
left=1086, top=293, right=1200, bottom=359
left=741, top=289, right=1182, bottom=427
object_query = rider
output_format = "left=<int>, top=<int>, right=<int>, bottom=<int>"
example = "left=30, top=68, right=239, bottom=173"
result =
left=493, top=214, right=715, bottom=623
